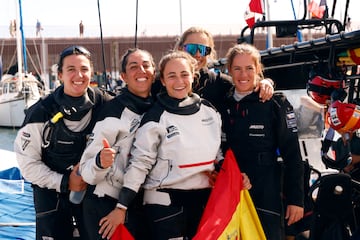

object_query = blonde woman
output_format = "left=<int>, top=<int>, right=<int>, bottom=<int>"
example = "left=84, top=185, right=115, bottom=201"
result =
left=222, top=43, right=304, bottom=240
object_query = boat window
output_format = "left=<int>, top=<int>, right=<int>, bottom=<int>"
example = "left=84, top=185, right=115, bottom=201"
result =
left=278, top=89, right=325, bottom=139
left=3, top=84, right=9, bottom=94
left=10, top=83, right=17, bottom=93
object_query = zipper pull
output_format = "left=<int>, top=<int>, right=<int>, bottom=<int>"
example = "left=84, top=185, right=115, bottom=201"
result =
left=51, top=112, right=64, bottom=124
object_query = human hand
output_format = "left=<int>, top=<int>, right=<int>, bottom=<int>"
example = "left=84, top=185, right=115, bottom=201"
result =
left=99, top=208, right=126, bottom=239
left=242, top=173, right=252, bottom=190
left=204, top=170, right=218, bottom=187
left=100, top=138, right=116, bottom=168
left=69, top=163, right=87, bottom=191
left=285, top=205, right=304, bottom=226
left=344, top=154, right=360, bottom=173
left=255, top=78, right=274, bottom=102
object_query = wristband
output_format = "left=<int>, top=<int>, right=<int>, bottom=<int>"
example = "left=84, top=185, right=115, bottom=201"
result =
left=116, top=203, right=127, bottom=210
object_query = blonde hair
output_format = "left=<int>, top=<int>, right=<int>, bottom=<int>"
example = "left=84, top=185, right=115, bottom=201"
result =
left=174, top=26, right=217, bottom=62
left=226, top=43, right=264, bottom=80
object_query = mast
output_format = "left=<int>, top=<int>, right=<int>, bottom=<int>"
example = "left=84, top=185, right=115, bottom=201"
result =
left=97, top=0, right=109, bottom=91
left=15, top=0, right=23, bottom=82
left=179, top=0, right=183, bottom=35
left=18, top=0, right=27, bottom=74
left=265, top=0, right=273, bottom=48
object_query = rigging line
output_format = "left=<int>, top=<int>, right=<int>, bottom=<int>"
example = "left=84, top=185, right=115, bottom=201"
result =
left=4, top=51, right=16, bottom=74
left=97, top=0, right=110, bottom=91
left=26, top=47, right=41, bottom=77
left=0, top=39, right=5, bottom=56
left=290, top=0, right=303, bottom=41
left=331, top=0, right=337, bottom=19
left=32, top=38, right=42, bottom=75
left=343, top=0, right=350, bottom=28
left=135, top=0, right=138, bottom=48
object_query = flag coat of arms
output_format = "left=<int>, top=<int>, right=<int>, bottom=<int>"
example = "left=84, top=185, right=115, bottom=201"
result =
left=193, top=149, right=266, bottom=240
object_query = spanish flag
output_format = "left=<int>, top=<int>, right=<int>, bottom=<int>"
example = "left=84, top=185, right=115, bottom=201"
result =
left=110, top=224, right=134, bottom=240
left=193, top=149, right=266, bottom=240
left=337, top=48, right=360, bottom=66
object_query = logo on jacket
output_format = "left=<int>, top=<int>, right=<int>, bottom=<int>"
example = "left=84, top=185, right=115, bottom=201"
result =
left=130, top=118, right=141, bottom=133
left=202, top=116, right=215, bottom=125
left=21, top=131, right=31, bottom=151
left=286, top=111, right=298, bottom=131
left=166, top=125, right=179, bottom=139
left=249, top=124, right=265, bottom=137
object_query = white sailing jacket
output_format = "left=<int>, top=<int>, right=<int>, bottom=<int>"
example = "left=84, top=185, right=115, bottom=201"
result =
left=121, top=93, right=222, bottom=202
left=79, top=88, right=153, bottom=200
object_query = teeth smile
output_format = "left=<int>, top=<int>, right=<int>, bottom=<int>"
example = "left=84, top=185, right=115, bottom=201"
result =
left=175, top=87, right=185, bottom=90
left=137, top=78, right=146, bottom=82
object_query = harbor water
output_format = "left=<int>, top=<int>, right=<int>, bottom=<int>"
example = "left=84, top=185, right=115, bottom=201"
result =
left=0, top=127, right=18, bottom=152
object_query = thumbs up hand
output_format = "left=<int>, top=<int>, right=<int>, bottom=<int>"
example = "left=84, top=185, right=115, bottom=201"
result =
left=102, top=138, right=111, bottom=148
left=99, top=138, right=116, bottom=168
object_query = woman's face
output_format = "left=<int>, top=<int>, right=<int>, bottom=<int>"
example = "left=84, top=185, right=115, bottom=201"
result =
left=58, top=54, right=91, bottom=97
left=161, top=58, right=194, bottom=99
left=229, top=53, right=258, bottom=93
left=120, top=51, right=155, bottom=98
left=181, top=32, right=210, bottom=70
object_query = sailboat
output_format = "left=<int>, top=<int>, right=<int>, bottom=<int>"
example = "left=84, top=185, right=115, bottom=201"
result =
left=0, top=0, right=44, bottom=128
left=0, top=73, right=42, bottom=127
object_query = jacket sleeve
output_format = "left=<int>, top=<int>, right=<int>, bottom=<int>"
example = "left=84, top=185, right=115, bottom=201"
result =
left=14, top=121, right=64, bottom=192
left=118, top=120, right=162, bottom=207
left=273, top=92, right=304, bottom=207
left=79, top=116, right=122, bottom=185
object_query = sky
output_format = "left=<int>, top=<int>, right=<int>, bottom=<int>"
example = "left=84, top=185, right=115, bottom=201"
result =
left=0, top=0, right=359, bottom=39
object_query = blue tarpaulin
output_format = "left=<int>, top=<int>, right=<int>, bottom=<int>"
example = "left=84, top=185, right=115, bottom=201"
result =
left=0, top=149, right=35, bottom=240
left=0, top=181, right=35, bottom=239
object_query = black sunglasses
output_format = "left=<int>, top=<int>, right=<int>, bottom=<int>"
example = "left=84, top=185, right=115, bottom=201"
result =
left=59, top=45, right=91, bottom=60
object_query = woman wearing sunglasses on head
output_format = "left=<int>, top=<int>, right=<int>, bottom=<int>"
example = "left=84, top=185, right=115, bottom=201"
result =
left=14, top=45, right=113, bottom=240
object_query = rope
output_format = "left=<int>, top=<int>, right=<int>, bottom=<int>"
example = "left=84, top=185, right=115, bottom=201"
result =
left=26, top=47, right=41, bottom=77
left=32, top=38, right=42, bottom=74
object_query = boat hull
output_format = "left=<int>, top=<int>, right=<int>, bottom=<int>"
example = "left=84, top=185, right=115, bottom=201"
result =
left=0, top=97, right=27, bottom=128
left=0, top=74, right=43, bottom=128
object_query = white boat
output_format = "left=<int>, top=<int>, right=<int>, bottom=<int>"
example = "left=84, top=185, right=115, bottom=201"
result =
left=0, top=0, right=45, bottom=128
left=0, top=73, right=43, bottom=127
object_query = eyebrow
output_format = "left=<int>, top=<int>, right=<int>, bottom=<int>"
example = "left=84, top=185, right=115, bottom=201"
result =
left=128, top=60, right=150, bottom=65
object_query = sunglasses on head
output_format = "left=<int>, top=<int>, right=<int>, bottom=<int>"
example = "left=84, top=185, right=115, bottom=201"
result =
left=59, top=45, right=91, bottom=60
left=183, top=44, right=211, bottom=56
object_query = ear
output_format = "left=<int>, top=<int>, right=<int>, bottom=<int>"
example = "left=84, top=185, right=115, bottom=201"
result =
left=160, top=78, right=166, bottom=86
left=227, top=67, right=232, bottom=76
left=120, top=72, right=127, bottom=84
